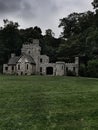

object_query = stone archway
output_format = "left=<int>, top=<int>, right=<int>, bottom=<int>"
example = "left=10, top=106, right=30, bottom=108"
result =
left=46, top=67, right=53, bottom=75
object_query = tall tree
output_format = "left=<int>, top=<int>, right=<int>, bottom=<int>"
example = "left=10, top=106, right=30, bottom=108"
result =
left=59, top=11, right=94, bottom=39
left=20, top=26, right=42, bottom=43
left=2, top=19, right=22, bottom=54
left=45, top=29, right=55, bottom=37
left=92, top=0, right=98, bottom=9
left=0, top=19, right=22, bottom=73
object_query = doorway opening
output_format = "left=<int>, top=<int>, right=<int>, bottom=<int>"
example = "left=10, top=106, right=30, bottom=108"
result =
left=46, top=67, right=53, bottom=75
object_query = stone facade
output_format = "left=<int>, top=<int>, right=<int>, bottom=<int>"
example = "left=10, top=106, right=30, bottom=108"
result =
left=3, top=39, right=79, bottom=76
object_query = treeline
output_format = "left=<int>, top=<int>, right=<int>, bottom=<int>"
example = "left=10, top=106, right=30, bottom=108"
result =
left=0, top=0, right=98, bottom=77
left=58, top=0, right=98, bottom=77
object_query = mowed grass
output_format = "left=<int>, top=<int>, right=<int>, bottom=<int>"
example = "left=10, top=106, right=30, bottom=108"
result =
left=0, top=76, right=98, bottom=130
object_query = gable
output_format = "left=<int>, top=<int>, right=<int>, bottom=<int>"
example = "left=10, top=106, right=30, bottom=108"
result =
left=18, top=57, right=29, bottom=63
left=18, top=54, right=36, bottom=65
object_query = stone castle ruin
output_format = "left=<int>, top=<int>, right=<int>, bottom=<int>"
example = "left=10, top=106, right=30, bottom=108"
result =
left=3, top=39, right=79, bottom=76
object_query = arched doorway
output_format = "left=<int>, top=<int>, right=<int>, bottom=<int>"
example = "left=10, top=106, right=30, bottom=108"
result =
left=46, top=67, right=53, bottom=75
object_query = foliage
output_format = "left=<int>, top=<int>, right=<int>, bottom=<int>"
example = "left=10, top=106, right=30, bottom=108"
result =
left=58, top=1, right=98, bottom=77
left=59, top=11, right=94, bottom=39
left=66, top=70, right=76, bottom=76
left=45, top=29, right=55, bottom=37
left=0, top=20, right=22, bottom=66
left=79, top=64, right=87, bottom=77
left=40, top=34, right=61, bottom=62
left=92, top=0, right=98, bottom=9
left=87, top=59, right=98, bottom=77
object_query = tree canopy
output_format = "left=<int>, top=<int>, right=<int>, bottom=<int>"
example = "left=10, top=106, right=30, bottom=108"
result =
left=92, top=0, right=98, bottom=9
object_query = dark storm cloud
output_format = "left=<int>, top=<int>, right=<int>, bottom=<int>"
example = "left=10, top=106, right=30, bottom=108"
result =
left=0, top=0, right=93, bottom=37
left=0, top=0, right=59, bottom=17
left=0, top=0, right=36, bottom=19
left=0, top=0, right=23, bottom=13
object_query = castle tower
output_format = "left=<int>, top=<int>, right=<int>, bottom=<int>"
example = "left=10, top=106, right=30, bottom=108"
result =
left=21, top=39, right=41, bottom=74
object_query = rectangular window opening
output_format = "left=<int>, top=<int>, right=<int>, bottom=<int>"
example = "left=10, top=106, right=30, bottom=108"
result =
left=40, top=67, right=42, bottom=72
left=62, top=66, right=64, bottom=70
left=5, top=67, right=8, bottom=71
left=40, top=58, right=42, bottom=63
left=66, top=67, right=68, bottom=72
left=12, top=66, right=14, bottom=71
left=27, top=64, right=28, bottom=70
left=18, top=65, right=20, bottom=70
left=73, top=67, right=75, bottom=72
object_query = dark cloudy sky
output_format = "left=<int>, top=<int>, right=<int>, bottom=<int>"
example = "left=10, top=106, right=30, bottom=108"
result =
left=0, top=0, right=93, bottom=37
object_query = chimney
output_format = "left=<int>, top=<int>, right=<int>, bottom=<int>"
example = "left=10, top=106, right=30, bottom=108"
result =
left=11, top=53, right=15, bottom=58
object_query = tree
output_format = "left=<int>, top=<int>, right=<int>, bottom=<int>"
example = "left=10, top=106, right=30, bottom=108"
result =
left=92, top=0, right=98, bottom=9
left=0, top=19, right=22, bottom=73
left=59, top=12, right=94, bottom=39
left=2, top=20, right=22, bottom=54
left=45, top=29, right=55, bottom=37
left=33, top=26, right=42, bottom=38
left=59, top=13, right=81, bottom=38
left=87, top=59, right=98, bottom=77
left=20, top=26, right=42, bottom=43
left=3, top=19, right=19, bottom=29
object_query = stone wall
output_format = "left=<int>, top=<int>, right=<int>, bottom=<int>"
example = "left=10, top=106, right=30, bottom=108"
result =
left=40, top=63, right=56, bottom=75
left=40, top=55, right=49, bottom=64
left=56, top=62, right=65, bottom=76
left=65, top=57, right=79, bottom=76
left=3, top=64, right=16, bottom=75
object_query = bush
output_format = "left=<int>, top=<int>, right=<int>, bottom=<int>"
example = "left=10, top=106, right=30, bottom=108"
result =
left=79, top=64, right=87, bottom=77
left=67, top=70, right=76, bottom=76
left=87, top=59, right=98, bottom=77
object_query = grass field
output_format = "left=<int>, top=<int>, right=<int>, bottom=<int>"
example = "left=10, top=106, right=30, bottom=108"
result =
left=0, top=76, right=98, bottom=130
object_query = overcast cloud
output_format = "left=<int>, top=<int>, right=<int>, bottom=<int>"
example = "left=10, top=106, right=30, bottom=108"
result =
left=0, top=0, right=93, bottom=37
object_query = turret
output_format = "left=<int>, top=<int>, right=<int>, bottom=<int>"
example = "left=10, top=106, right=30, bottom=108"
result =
left=21, top=39, right=41, bottom=74
left=75, top=57, right=79, bottom=76
left=21, top=39, right=41, bottom=57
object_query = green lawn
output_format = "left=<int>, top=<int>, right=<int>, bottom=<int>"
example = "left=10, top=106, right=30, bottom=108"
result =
left=0, top=76, right=98, bottom=130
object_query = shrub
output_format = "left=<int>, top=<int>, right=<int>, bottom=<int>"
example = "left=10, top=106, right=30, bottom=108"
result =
left=67, top=70, right=76, bottom=76
left=79, top=64, right=87, bottom=77
left=87, top=59, right=98, bottom=77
